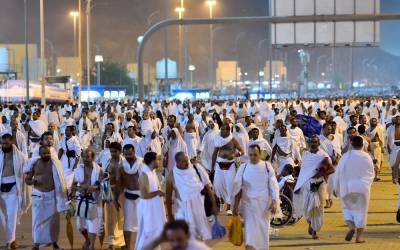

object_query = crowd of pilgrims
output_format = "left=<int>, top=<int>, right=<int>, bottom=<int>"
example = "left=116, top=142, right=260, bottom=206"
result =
left=0, top=95, right=400, bottom=250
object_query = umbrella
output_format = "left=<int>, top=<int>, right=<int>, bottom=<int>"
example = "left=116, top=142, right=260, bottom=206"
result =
left=66, top=202, right=75, bottom=250
left=98, top=220, right=105, bottom=249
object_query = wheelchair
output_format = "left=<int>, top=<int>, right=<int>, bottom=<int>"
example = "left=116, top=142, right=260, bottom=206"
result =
left=270, top=179, right=302, bottom=226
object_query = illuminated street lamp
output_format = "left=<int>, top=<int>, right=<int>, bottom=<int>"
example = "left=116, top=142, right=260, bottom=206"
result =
left=94, top=55, right=103, bottom=86
left=259, top=71, right=264, bottom=90
left=176, top=7, right=185, bottom=77
left=188, top=64, right=195, bottom=88
left=70, top=11, right=79, bottom=57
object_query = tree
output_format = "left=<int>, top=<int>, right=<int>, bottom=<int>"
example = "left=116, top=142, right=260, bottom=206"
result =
left=83, top=60, right=136, bottom=95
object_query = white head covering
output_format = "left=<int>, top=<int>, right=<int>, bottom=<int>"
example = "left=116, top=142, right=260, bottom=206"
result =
left=170, top=128, right=187, bottom=151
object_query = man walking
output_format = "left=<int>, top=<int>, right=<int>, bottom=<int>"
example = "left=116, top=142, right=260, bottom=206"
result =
left=333, top=136, right=374, bottom=243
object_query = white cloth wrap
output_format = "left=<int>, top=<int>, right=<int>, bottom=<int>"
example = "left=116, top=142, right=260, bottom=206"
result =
left=213, top=156, right=236, bottom=203
left=135, top=164, right=166, bottom=250
left=58, top=136, right=82, bottom=188
left=184, top=132, right=198, bottom=160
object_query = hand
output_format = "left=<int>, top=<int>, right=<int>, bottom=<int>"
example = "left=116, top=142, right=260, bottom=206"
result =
left=227, top=154, right=235, bottom=160
left=157, top=190, right=165, bottom=197
left=114, top=200, right=121, bottom=211
left=211, top=204, right=219, bottom=216
left=270, top=201, right=278, bottom=215
left=232, top=206, right=239, bottom=216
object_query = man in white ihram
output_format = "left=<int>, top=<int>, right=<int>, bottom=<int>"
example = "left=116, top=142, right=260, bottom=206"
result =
left=294, top=135, right=334, bottom=240
left=232, top=144, right=281, bottom=250
left=0, top=134, right=29, bottom=250
left=333, top=136, right=374, bottom=243
left=166, top=152, right=218, bottom=241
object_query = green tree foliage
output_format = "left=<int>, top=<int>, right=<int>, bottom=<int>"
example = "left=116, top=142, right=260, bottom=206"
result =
left=83, top=60, right=136, bottom=95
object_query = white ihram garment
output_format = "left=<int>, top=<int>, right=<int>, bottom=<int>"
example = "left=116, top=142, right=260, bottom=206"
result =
left=232, top=161, right=281, bottom=250
left=294, top=150, right=330, bottom=232
left=0, top=146, right=29, bottom=244
left=167, top=128, right=188, bottom=171
left=184, top=132, right=198, bottom=160
left=135, top=165, right=166, bottom=250
left=75, top=163, right=103, bottom=234
left=122, top=157, right=143, bottom=232
left=234, top=123, right=249, bottom=163
left=59, top=136, right=82, bottom=188
left=198, top=123, right=219, bottom=171
left=272, top=136, right=301, bottom=173
left=333, top=150, right=374, bottom=228
left=23, top=157, right=69, bottom=244
left=173, top=164, right=212, bottom=240
left=13, top=130, right=28, bottom=157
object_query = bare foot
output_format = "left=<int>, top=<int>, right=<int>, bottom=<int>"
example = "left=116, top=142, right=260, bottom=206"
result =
left=356, top=237, right=365, bottom=243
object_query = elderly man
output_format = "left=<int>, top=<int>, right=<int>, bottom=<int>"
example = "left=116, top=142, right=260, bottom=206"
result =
left=294, top=135, right=334, bottom=239
left=72, top=150, right=103, bottom=250
left=24, top=146, right=69, bottom=250
left=28, top=111, right=47, bottom=153
left=232, top=145, right=281, bottom=250
left=333, top=136, right=374, bottom=243
left=166, top=152, right=218, bottom=241
left=10, top=120, right=27, bottom=156
left=114, top=144, right=143, bottom=250
left=48, top=122, right=61, bottom=152
left=0, top=134, right=29, bottom=250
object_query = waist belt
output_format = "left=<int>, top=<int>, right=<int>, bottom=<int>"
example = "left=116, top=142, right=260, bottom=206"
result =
left=310, top=180, right=324, bottom=193
left=394, top=142, right=400, bottom=146
left=217, top=161, right=234, bottom=170
left=124, top=192, right=140, bottom=200
left=0, top=182, right=16, bottom=192
left=30, top=136, right=40, bottom=143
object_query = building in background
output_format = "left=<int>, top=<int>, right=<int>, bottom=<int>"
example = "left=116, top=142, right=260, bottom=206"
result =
left=56, top=57, right=78, bottom=82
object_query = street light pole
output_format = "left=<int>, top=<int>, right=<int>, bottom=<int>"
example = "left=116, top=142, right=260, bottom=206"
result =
left=24, top=0, right=29, bottom=105
left=206, top=1, right=216, bottom=88
left=316, top=55, right=326, bottom=83
left=235, top=32, right=245, bottom=97
left=175, top=8, right=184, bottom=79
left=147, top=10, right=160, bottom=95
left=70, top=12, right=79, bottom=57
left=78, top=0, right=82, bottom=103
left=86, top=0, right=92, bottom=102
left=211, top=26, right=223, bottom=95
left=40, top=0, right=45, bottom=106
left=44, top=39, right=54, bottom=76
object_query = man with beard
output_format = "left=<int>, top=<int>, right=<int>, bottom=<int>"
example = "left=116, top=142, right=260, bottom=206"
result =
left=24, top=146, right=68, bottom=250
left=211, top=124, right=244, bottom=215
left=58, top=126, right=82, bottom=188
left=102, top=142, right=125, bottom=250
left=122, top=126, right=141, bottom=149
left=248, top=128, right=272, bottom=160
left=32, top=132, right=58, bottom=159
left=0, top=134, right=28, bottom=250
left=72, top=150, right=103, bottom=250
left=294, top=136, right=334, bottom=239
left=271, top=125, right=301, bottom=174
left=114, top=144, right=144, bottom=250
left=318, top=123, right=342, bottom=208
left=135, top=152, right=166, bottom=250
left=10, top=119, right=27, bottom=157
left=122, top=111, right=135, bottom=137
left=288, top=118, right=307, bottom=152
left=366, top=118, right=385, bottom=181
left=28, top=111, right=47, bottom=153
left=166, top=152, right=218, bottom=241
left=342, top=127, right=368, bottom=154
left=48, top=122, right=61, bottom=153
left=102, top=123, right=123, bottom=149
left=182, top=114, right=201, bottom=161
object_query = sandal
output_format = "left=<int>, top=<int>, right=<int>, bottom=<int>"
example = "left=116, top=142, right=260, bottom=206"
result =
left=345, top=229, right=355, bottom=241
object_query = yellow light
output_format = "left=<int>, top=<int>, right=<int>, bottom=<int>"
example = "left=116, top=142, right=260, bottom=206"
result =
left=206, top=1, right=216, bottom=5
left=70, top=11, right=79, bottom=17
left=175, top=7, right=185, bottom=12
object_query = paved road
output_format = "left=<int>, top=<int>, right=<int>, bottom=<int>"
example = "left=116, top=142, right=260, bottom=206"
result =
left=1, top=142, right=400, bottom=250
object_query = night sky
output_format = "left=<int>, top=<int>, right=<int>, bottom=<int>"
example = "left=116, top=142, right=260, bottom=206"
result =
left=0, top=0, right=398, bottom=83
